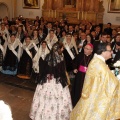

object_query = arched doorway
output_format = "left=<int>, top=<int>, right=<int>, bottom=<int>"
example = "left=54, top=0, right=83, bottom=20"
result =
left=0, top=3, right=9, bottom=20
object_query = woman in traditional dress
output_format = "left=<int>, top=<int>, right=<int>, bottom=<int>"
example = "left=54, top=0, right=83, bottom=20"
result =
left=0, top=35, right=5, bottom=71
left=1, top=34, right=22, bottom=75
left=71, top=43, right=93, bottom=107
left=17, top=36, right=37, bottom=79
left=86, top=34, right=94, bottom=44
left=29, top=42, right=72, bottom=120
left=16, top=25, right=25, bottom=43
left=32, top=41, right=50, bottom=82
left=31, top=29, right=40, bottom=48
left=0, top=23, right=9, bottom=42
left=63, top=33, right=78, bottom=85
left=45, top=29, right=58, bottom=50
left=60, top=30, right=66, bottom=42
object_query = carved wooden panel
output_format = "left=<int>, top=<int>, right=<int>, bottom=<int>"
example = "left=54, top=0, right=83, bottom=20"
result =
left=42, top=0, right=104, bottom=24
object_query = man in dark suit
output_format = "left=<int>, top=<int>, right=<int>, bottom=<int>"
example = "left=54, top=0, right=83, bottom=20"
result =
left=38, top=28, right=46, bottom=43
left=113, top=42, right=120, bottom=62
left=104, top=23, right=112, bottom=36
left=76, top=32, right=87, bottom=53
left=43, top=22, right=53, bottom=35
left=93, top=32, right=108, bottom=53
left=95, top=25, right=101, bottom=40
left=68, top=25, right=75, bottom=35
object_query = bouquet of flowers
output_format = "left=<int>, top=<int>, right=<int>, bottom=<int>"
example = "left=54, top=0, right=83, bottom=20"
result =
left=114, top=60, right=120, bottom=68
left=113, top=60, right=120, bottom=80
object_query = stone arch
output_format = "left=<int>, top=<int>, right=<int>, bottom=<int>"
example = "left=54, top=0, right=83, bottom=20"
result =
left=0, top=2, right=9, bottom=20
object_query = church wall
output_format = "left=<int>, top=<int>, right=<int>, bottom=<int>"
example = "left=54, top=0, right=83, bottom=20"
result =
left=16, top=0, right=44, bottom=19
left=103, top=0, right=120, bottom=25
left=0, top=0, right=13, bottom=19
left=0, top=0, right=119, bottom=26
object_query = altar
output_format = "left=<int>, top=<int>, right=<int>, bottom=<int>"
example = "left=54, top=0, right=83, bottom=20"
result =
left=42, top=0, right=104, bottom=24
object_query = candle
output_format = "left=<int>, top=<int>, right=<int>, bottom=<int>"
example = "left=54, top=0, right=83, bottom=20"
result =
left=51, top=10, right=53, bottom=18
left=55, top=10, right=56, bottom=18
left=78, top=11, right=80, bottom=20
left=49, top=10, right=50, bottom=17
left=81, top=11, right=83, bottom=20
left=85, top=12, right=87, bottom=20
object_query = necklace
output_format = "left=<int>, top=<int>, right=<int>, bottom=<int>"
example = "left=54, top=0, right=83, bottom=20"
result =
left=84, top=54, right=92, bottom=67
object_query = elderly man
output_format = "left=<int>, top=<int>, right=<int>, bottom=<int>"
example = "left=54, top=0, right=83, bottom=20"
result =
left=70, top=43, right=120, bottom=120
left=72, top=43, right=93, bottom=107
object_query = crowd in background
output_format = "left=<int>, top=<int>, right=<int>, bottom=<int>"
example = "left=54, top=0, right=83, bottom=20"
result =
left=0, top=15, right=120, bottom=120
left=0, top=15, right=120, bottom=77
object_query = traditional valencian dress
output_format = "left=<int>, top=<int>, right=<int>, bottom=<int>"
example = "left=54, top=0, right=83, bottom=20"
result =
left=45, top=33, right=58, bottom=50
left=72, top=52, right=93, bottom=107
left=32, top=44, right=50, bottom=82
left=0, top=26, right=9, bottom=40
left=17, top=41, right=37, bottom=79
left=1, top=37, right=21, bottom=75
left=70, top=54, right=120, bottom=120
left=63, top=36, right=78, bottom=82
left=0, top=36, right=5, bottom=71
left=32, top=36, right=40, bottom=48
left=30, top=49, right=72, bottom=120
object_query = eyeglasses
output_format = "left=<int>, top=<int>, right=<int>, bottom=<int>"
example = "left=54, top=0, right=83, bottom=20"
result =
left=106, top=50, right=113, bottom=52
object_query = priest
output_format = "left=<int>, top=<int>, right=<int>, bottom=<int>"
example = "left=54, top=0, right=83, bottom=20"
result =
left=70, top=43, right=120, bottom=120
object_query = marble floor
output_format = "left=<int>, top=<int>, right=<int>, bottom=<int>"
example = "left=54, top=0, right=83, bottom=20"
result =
left=0, top=72, right=36, bottom=120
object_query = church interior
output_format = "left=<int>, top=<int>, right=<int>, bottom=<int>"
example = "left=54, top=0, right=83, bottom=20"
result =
left=0, top=0, right=120, bottom=120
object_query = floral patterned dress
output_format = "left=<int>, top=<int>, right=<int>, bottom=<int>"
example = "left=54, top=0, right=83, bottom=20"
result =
left=29, top=51, right=72, bottom=120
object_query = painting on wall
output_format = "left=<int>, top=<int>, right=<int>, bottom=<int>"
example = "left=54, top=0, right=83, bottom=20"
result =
left=108, top=0, right=120, bottom=12
left=23, top=0, right=40, bottom=9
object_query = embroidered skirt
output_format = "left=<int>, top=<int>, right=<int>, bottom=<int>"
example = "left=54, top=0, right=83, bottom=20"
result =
left=29, top=78, right=72, bottom=120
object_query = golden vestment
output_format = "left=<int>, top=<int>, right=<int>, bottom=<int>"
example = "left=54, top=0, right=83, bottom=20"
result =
left=70, top=55, right=120, bottom=120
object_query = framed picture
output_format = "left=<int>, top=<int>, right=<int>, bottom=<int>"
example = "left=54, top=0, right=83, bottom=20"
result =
left=23, top=0, right=40, bottom=9
left=108, top=0, right=120, bottom=13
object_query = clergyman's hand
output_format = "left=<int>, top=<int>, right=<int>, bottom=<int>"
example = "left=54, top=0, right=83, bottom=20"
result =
left=73, top=69, right=78, bottom=73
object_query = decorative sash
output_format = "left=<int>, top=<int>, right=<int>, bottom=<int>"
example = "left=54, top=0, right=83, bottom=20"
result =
left=78, top=65, right=87, bottom=73
left=65, top=44, right=75, bottom=60
left=32, top=61, right=39, bottom=73
left=8, top=45, right=18, bottom=57
left=0, top=44, right=4, bottom=55
left=47, top=43, right=52, bottom=50
left=25, top=48, right=32, bottom=59
left=32, top=42, right=38, bottom=52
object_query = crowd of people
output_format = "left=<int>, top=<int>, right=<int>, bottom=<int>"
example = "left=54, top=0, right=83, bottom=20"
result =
left=0, top=15, right=120, bottom=120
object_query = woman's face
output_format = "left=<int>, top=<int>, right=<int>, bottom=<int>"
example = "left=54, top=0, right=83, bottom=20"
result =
left=11, top=26, right=16, bottom=31
left=25, top=37, right=31, bottom=44
left=10, top=35, right=16, bottom=42
left=1, top=24, right=5, bottom=30
left=86, top=35, right=91, bottom=42
left=62, top=31, right=66, bottom=36
left=42, top=43, right=47, bottom=49
left=116, top=35, right=120, bottom=42
left=66, top=35, right=72, bottom=42
left=112, top=29, right=117, bottom=36
left=33, top=30, right=38, bottom=36
left=73, top=34, right=78, bottom=40
left=27, top=26, right=31, bottom=30
left=58, top=46, right=64, bottom=55
left=49, top=31, right=54, bottom=38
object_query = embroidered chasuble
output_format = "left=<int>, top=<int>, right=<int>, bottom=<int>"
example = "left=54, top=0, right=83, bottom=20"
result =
left=70, top=55, right=120, bottom=120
